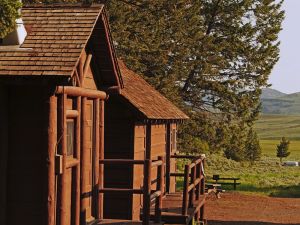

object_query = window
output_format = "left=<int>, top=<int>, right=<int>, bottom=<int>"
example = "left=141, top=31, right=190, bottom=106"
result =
left=0, top=38, right=3, bottom=45
left=67, top=120, right=75, bottom=156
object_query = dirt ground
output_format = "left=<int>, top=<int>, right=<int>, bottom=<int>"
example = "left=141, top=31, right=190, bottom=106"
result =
left=205, top=192, right=300, bottom=225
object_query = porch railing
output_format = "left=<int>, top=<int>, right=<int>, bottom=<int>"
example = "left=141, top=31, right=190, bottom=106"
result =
left=98, top=156, right=165, bottom=225
left=170, top=155, right=205, bottom=220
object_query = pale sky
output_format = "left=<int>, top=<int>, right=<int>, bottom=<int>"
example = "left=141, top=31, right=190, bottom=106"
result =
left=269, top=0, right=300, bottom=94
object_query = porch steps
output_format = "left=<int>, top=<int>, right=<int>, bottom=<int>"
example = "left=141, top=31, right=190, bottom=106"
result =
left=150, top=192, right=205, bottom=224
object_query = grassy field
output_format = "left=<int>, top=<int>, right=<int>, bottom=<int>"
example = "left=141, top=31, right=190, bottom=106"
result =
left=187, top=114, right=300, bottom=197
left=254, top=114, right=300, bottom=140
left=177, top=114, right=300, bottom=197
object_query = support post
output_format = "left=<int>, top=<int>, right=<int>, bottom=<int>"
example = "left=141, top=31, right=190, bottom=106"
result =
left=165, top=124, right=171, bottom=193
left=93, top=99, right=100, bottom=219
left=58, top=94, right=67, bottom=225
left=155, top=156, right=164, bottom=223
left=75, top=96, right=81, bottom=225
left=98, top=100, right=105, bottom=219
left=48, top=95, right=57, bottom=225
left=182, top=165, right=190, bottom=216
left=196, top=161, right=201, bottom=200
left=189, top=166, right=196, bottom=207
left=143, top=159, right=152, bottom=225
left=81, top=97, right=87, bottom=220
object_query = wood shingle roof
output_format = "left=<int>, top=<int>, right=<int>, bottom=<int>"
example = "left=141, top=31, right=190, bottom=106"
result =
left=0, top=5, right=104, bottom=76
left=119, top=60, right=189, bottom=120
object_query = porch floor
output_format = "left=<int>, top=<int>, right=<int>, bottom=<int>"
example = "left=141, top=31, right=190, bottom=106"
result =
left=96, top=220, right=163, bottom=225
left=150, top=192, right=205, bottom=224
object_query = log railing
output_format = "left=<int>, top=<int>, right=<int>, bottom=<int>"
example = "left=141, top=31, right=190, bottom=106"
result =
left=99, top=157, right=165, bottom=225
left=170, top=155, right=205, bottom=218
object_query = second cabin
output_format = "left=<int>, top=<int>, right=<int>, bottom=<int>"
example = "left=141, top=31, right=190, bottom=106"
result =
left=104, top=61, right=188, bottom=220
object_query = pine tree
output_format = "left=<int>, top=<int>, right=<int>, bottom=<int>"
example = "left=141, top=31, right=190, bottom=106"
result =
left=245, top=128, right=261, bottom=164
left=276, top=137, right=290, bottom=163
left=0, top=0, right=22, bottom=38
left=106, top=0, right=284, bottom=159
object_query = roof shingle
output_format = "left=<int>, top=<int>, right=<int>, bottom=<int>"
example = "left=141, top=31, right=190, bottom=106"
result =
left=119, top=60, right=188, bottom=120
left=0, top=5, right=104, bottom=76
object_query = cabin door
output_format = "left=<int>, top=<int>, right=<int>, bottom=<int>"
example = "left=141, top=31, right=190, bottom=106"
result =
left=81, top=98, right=97, bottom=223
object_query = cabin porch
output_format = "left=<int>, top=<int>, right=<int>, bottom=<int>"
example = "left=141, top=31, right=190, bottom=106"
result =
left=98, top=155, right=206, bottom=225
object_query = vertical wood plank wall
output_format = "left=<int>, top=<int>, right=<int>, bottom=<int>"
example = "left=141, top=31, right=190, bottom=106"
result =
left=0, top=84, right=8, bottom=225
left=5, top=86, right=48, bottom=225
left=104, top=97, right=134, bottom=219
left=132, top=123, right=169, bottom=220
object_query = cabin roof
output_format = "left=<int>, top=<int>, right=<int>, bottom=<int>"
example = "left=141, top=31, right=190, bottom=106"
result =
left=0, top=5, right=123, bottom=88
left=119, top=60, right=189, bottom=120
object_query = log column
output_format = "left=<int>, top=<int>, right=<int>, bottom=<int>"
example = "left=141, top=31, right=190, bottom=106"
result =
left=58, top=94, right=67, bottom=225
left=75, top=96, right=81, bottom=225
left=48, top=94, right=57, bottom=225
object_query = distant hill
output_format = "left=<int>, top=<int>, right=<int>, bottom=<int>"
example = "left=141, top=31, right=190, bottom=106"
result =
left=261, top=88, right=286, bottom=99
left=261, top=88, right=300, bottom=115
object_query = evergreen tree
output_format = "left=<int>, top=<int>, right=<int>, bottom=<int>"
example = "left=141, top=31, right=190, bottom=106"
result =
left=106, top=0, right=284, bottom=159
left=245, top=128, right=261, bottom=164
left=276, top=137, right=290, bottom=163
left=0, top=0, right=22, bottom=38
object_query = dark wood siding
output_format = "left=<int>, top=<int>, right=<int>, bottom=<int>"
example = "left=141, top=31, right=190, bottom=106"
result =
left=104, top=96, right=134, bottom=219
left=0, top=84, right=8, bottom=225
left=5, top=86, right=48, bottom=225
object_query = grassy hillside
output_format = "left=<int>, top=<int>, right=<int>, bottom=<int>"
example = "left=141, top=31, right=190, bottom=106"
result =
left=254, top=114, right=300, bottom=140
left=201, top=114, right=300, bottom=197
left=261, top=92, right=300, bottom=114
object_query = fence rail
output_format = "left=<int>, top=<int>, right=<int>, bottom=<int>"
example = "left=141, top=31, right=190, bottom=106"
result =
left=98, top=157, right=165, bottom=225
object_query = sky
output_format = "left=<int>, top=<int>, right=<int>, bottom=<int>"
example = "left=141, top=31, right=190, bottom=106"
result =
left=268, top=0, right=300, bottom=94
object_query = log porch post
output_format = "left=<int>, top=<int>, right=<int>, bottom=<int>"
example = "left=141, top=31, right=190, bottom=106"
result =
left=48, top=94, right=57, bottom=225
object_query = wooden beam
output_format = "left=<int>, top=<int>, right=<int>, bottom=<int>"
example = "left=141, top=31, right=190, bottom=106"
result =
left=74, top=69, right=81, bottom=87
left=56, top=86, right=107, bottom=100
left=47, top=94, right=57, bottom=225
left=66, top=109, right=79, bottom=118
left=0, top=85, right=8, bottom=225
left=83, top=54, right=92, bottom=81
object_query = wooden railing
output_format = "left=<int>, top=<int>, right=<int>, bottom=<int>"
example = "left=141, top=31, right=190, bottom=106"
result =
left=99, top=156, right=165, bottom=225
left=170, top=155, right=205, bottom=217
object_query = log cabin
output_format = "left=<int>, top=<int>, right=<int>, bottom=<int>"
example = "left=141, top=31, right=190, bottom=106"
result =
left=0, top=4, right=122, bottom=225
left=0, top=4, right=206, bottom=225
left=103, top=60, right=189, bottom=220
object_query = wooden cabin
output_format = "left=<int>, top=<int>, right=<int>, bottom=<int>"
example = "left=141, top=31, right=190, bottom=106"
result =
left=0, top=5, right=123, bottom=225
left=103, top=61, right=189, bottom=220
left=0, top=4, right=206, bottom=225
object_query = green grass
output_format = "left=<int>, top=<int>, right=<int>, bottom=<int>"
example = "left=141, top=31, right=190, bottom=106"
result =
left=203, top=154, right=300, bottom=197
left=177, top=114, right=300, bottom=197
left=254, top=114, right=300, bottom=140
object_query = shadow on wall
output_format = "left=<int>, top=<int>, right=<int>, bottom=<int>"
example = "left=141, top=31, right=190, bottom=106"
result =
left=208, top=221, right=300, bottom=225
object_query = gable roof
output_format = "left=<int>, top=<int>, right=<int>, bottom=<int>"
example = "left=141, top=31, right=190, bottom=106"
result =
left=0, top=5, right=123, bottom=88
left=118, top=60, right=189, bottom=120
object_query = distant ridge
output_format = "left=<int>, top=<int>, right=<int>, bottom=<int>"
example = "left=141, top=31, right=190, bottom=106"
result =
left=261, top=88, right=300, bottom=114
left=261, top=88, right=286, bottom=99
